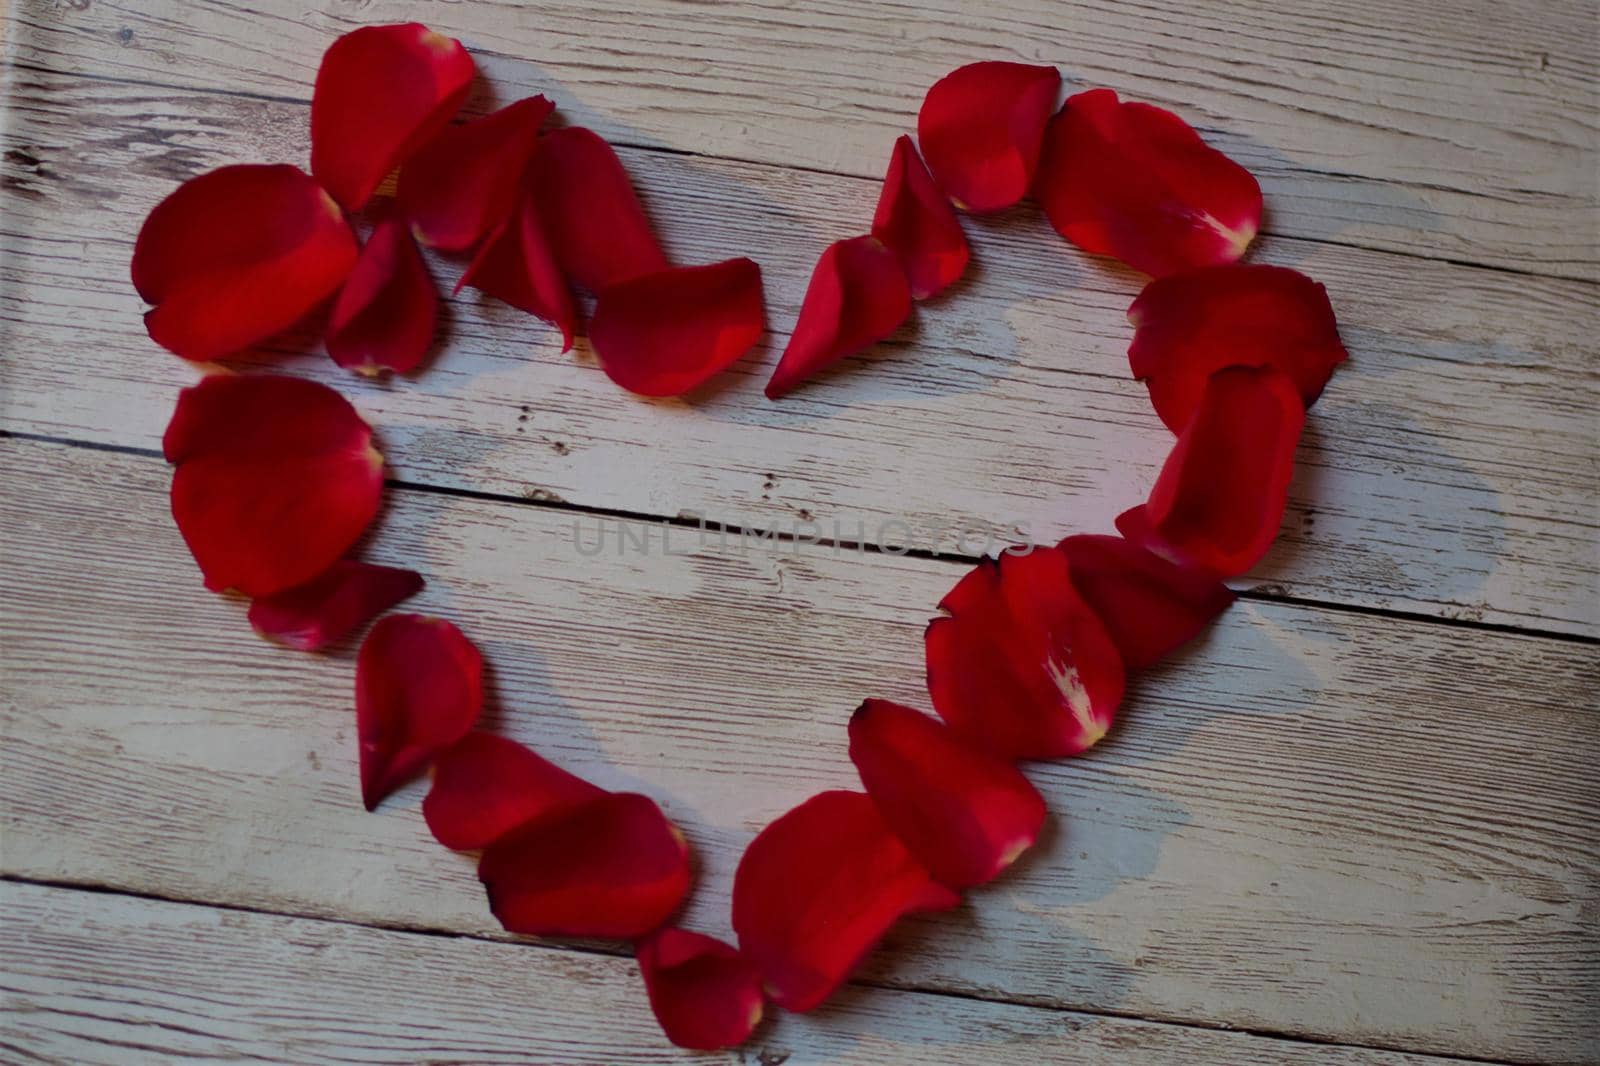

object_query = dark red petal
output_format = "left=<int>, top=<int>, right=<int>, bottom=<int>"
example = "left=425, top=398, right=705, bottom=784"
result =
left=871, top=135, right=970, bottom=300
left=636, top=929, right=765, bottom=1050
left=1037, top=89, right=1263, bottom=277
left=925, top=548, right=1125, bottom=760
left=849, top=699, right=1045, bottom=889
left=479, top=792, right=691, bottom=939
left=455, top=189, right=575, bottom=350
left=398, top=96, right=553, bottom=252
left=1116, top=366, right=1305, bottom=577
left=163, top=374, right=384, bottom=597
left=355, top=614, right=483, bottom=811
left=326, top=218, right=438, bottom=375
left=917, top=62, right=1060, bottom=213
left=764, top=236, right=911, bottom=399
left=422, top=732, right=602, bottom=851
left=132, top=165, right=358, bottom=361
left=732, top=790, right=960, bottom=1012
left=1056, top=534, right=1234, bottom=669
left=527, top=127, right=668, bottom=292
left=247, top=560, right=423, bottom=651
left=589, top=259, right=765, bottom=397
left=310, top=23, right=474, bottom=211
left=1129, top=264, right=1348, bottom=432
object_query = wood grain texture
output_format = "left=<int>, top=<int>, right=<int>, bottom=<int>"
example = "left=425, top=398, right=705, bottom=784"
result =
left=3, top=438, right=1595, bottom=1063
left=0, top=882, right=1473, bottom=1066
left=8, top=0, right=1598, bottom=280
left=2, top=71, right=1597, bottom=634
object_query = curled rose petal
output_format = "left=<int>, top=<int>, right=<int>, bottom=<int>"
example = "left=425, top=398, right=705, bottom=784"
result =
left=479, top=792, right=691, bottom=939
left=1057, top=534, right=1234, bottom=669
left=589, top=258, right=765, bottom=396
left=925, top=548, right=1125, bottom=760
left=326, top=218, right=438, bottom=375
left=732, top=790, right=960, bottom=1011
left=871, top=135, right=970, bottom=300
left=132, top=165, right=358, bottom=361
left=456, top=189, right=575, bottom=349
left=399, top=96, right=553, bottom=252
left=310, top=23, right=474, bottom=211
left=423, top=732, right=602, bottom=851
left=356, top=614, right=483, bottom=811
left=917, top=61, right=1060, bottom=213
left=849, top=699, right=1045, bottom=889
left=636, top=928, right=765, bottom=1050
left=1037, top=89, right=1263, bottom=277
left=1116, top=366, right=1305, bottom=577
left=163, top=374, right=384, bottom=597
left=248, top=560, right=423, bottom=652
left=1129, top=264, right=1348, bottom=432
left=528, top=127, right=668, bottom=292
left=764, top=236, right=911, bottom=400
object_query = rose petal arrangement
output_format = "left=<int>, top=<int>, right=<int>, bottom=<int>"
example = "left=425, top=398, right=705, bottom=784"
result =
left=132, top=24, right=1349, bottom=1051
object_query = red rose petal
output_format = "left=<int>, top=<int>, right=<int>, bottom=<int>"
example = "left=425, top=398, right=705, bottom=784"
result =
left=1116, top=366, right=1305, bottom=577
left=422, top=732, right=603, bottom=851
left=636, top=928, right=765, bottom=1050
left=132, top=165, right=358, bottom=361
left=326, top=218, right=438, bottom=375
left=455, top=189, right=576, bottom=350
left=763, top=236, right=911, bottom=400
left=917, top=62, right=1060, bottom=213
left=871, top=135, right=970, bottom=300
left=849, top=699, right=1046, bottom=889
left=310, top=23, right=474, bottom=211
left=247, top=560, right=423, bottom=652
left=1037, top=89, right=1263, bottom=277
left=1129, top=264, right=1348, bottom=432
left=398, top=96, right=553, bottom=252
left=925, top=548, right=1125, bottom=760
left=479, top=791, right=691, bottom=939
left=589, top=258, right=765, bottom=396
left=163, top=374, right=384, bottom=597
left=355, top=614, right=483, bottom=811
left=732, top=790, right=960, bottom=1011
left=1056, top=534, right=1234, bottom=669
left=528, top=127, right=669, bottom=292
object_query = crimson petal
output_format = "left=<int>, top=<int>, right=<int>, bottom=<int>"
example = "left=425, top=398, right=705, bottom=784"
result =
left=590, top=258, right=765, bottom=396
left=399, top=96, right=553, bottom=252
left=732, top=790, right=959, bottom=1011
left=326, top=218, right=437, bottom=375
left=248, top=560, right=423, bottom=651
left=764, top=236, right=911, bottom=399
left=133, top=165, right=357, bottom=361
left=1037, top=89, right=1263, bottom=277
left=479, top=792, right=691, bottom=939
left=636, top=928, right=765, bottom=1050
left=925, top=548, right=1125, bottom=760
left=310, top=23, right=474, bottom=212
left=423, top=732, right=603, bottom=851
left=1129, top=264, right=1348, bottom=432
left=917, top=62, right=1060, bottom=213
left=355, top=614, right=483, bottom=811
left=455, top=189, right=576, bottom=349
left=163, top=374, right=384, bottom=597
left=1116, top=366, right=1305, bottom=577
left=1056, top=534, right=1234, bottom=669
left=871, top=135, right=970, bottom=299
left=528, top=127, right=668, bottom=292
left=850, top=699, right=1045, bottom=889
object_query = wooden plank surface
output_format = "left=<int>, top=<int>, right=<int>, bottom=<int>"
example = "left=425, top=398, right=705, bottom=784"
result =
left=3, top=69, right=1597, bottom=635
left=0, top=881, right=1470, bottom=1066
left=3, top=437, right=1596, bottom=1064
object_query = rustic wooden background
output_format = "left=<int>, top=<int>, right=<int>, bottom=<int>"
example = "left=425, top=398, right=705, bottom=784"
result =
left=2, top=1, right=1597, bottom=1063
